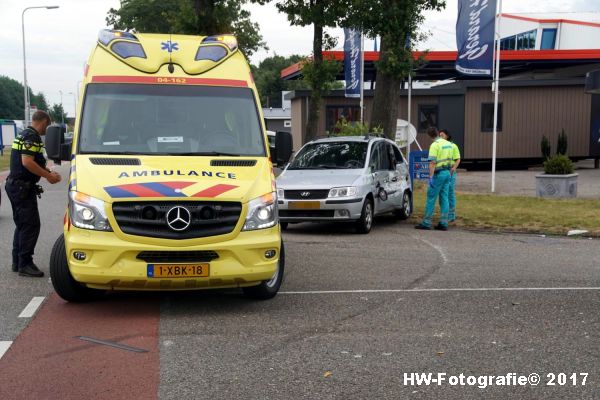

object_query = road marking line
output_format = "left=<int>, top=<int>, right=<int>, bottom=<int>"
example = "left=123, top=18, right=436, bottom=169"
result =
left=280, top=287, right=600, bottom=294
left=75, top=336, right=149, bottom=353
left=18, top=296, right=45, bottom=318
left=0, top=341, right=13, bottom=359
left=416, top=236, right=448, bottom=265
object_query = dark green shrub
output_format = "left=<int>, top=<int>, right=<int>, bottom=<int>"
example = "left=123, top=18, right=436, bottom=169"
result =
left=556, top=129, right=568, bottom=155
left=543, top=154, right=574, bottom=175
left=541, top=135, right=551, bottom=159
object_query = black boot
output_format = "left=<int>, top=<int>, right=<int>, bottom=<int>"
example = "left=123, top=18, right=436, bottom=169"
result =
left=19, top=263, right=44, bottom=278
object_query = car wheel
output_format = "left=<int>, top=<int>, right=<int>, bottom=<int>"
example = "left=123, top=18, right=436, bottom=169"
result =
left=280, top=222, right=288, bottom=230
left=50, top=235, right=105, bottom=302
left=243, top=242, right=285, bottom=300
left=395, top=190, right=412, bottom=220
left=355, top=198, right=373, bottom=234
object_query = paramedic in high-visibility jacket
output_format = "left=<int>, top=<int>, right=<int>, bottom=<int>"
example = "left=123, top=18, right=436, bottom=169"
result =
left=439, top=129, right=461, bottom=222
left=415, top=127, right=454, bottom=231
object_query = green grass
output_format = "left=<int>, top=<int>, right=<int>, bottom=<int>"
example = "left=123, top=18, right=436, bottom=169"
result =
left=0, top=149, right=10, bottom=172
left=410, top=183, right=600, bottom=237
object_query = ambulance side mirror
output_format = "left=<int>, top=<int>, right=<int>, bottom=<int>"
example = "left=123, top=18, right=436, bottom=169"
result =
left=275, top=131, right=293, bottom=165
left=45, top=124, right=71, bottom=165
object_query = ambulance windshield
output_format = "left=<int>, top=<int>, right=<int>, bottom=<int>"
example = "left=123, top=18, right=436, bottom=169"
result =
left=78, top=84, right=266, bottom=156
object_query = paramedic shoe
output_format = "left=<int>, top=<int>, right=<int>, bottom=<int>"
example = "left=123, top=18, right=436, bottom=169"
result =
left=415, top=224, right=432, bottom=230
left=19, top=263, right=44, bottom=278
left=12, top=264, right=18, bottom=272
left=434, top=224, right=448, bottom=231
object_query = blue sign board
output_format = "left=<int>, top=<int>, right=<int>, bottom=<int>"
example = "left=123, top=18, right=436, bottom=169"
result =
left=455, top=0, right=497, bottom=76
left=409, top=150, right=430, bottom=191
left=344, top=28, right=361, bottom=98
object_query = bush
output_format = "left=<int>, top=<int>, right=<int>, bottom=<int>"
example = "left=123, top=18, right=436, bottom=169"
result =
left=556, top=129, right=568, bottom=155
left=543, top=154, right=574, bottom=175
left=329, top=117, right=383, bottom=137
left=541, top=135, right=551, bottom=159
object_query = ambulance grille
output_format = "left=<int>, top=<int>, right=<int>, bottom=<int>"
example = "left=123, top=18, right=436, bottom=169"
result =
left=210, top=159, right=257, bottom=167
left=112, top=201, right=242, bottom=239
left=137, top=250, right=219, bottom=263
left=90, top=157, right=141, bottom=165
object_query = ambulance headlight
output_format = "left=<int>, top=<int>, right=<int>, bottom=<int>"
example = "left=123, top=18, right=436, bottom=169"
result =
left=243, top=192, right=277, bottom=231
left=69, top=191, right=112, bottom=231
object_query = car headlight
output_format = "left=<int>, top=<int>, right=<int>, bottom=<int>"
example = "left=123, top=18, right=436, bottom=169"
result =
left=328, top=186, right=358, bottom=198
left=243, top=192, right=278, bottom=231
left=277, top=188, right=285, bottom=200
left=69, top=191, right=112, bottom=231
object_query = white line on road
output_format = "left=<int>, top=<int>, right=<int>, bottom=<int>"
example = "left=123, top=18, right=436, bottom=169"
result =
left=280, top=287, right=600, bottom=295
left=18, top=296, right=45, bottom=318
left=415, top=236, right=448, bottom=265
left=0, top=341, right=13, bottom=360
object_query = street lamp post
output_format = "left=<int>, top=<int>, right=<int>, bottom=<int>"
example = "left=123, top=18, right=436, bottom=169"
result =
left=68, top=92, right=77, bottom=120
left=22, top=5, right=59, bottom=125
left=59, top=90, right=64, bottom=125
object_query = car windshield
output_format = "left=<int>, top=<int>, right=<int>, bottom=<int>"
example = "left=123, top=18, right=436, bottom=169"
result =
left=78, top=84, right=266, bottom=156
left=288, top=141, right=368, bottom=169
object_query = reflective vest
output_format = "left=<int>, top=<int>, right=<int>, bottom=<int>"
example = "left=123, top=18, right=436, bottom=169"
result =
left=428, top=138, right=454, bottom=170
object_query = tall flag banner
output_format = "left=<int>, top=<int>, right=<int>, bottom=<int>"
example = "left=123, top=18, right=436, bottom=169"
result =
left=344, top=28, right=361, bottom=98
left=455, top=0, right=497, bottom=76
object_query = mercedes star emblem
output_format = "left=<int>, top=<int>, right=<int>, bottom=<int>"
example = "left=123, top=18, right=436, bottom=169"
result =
left=300, top=191, right=311, bottom=197
left=166, top=206, right=192, bottom=231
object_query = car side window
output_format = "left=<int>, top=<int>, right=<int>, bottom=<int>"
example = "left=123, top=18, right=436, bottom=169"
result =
left=369, top=143, right=380, bottom=171
left=392, top=145, right=405, bottom=165
left=378, top=143, right=393, bottom=171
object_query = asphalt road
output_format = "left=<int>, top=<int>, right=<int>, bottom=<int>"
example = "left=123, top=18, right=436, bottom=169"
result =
left=0, top=163, right=599, bottom=399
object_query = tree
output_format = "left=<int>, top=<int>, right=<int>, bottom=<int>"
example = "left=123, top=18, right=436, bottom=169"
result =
left=106, top=0, right=266, bottom=57
left=258, top=0, right=345, bottom=142
left=251, top=54, right=308, bottom=108
left=346, top=0, right=446, bottom=138
left=0, top=75, right=49, bottom=120
left=49, top=104, right=67, bottom=124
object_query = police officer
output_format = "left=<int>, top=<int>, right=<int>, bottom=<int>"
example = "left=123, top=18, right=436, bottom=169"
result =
left=5, top=110, right=61, bottom=277
left=439, top=129, right=461, bottom=223
left=415, top=127, right=454, bottom=231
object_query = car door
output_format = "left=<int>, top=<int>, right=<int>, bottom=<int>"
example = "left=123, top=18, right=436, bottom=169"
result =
left=384, top=142, right=402, bottom=208
left=369, top=141, right=393, bottom=214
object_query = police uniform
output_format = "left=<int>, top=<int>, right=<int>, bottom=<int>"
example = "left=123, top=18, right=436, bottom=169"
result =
left=5, top=127, right=46, bottom=272
left=420, top=137, right=454, bottom=228
left=448, top=142, right=461, bottom=222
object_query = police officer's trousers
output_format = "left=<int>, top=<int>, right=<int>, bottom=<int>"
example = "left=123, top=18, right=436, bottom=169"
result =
left=422, top=169, right=450, bottom=227
left=5, top=181, right=41, bottom=269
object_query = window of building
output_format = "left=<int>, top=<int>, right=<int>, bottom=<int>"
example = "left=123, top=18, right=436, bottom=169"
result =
left=418, top=104, right=438, bottom=132
left=540, top=28, right=557, bottom=50
left=499, top=29, right=537, bottom=50
left=481, top=103, right=502, bottom=132
left=326, top=106, right=360, bottom=133
left=284, top=120, right=291, bottom=128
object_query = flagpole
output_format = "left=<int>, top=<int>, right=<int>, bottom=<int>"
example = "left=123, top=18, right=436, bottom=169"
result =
left=360, top=32, right=365, bottom=124
left=491, top=0, right=502, bottom=193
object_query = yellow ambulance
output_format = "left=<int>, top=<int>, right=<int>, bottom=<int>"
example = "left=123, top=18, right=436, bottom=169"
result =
left=45, top=30, right=292, bottom=302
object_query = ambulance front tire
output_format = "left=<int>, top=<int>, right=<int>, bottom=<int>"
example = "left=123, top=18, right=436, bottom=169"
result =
left=243, top=242, right=285, bottom=300
left=50, top=235, right=105, bottom=303
left=280, top=222, right=288, bottom=230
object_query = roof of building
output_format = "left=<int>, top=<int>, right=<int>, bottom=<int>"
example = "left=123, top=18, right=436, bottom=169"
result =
left=262, top=108, right=291, bottom=120
left=502, top=12, right=600, bottom=27
left=281, top=50, right=600, bottom=82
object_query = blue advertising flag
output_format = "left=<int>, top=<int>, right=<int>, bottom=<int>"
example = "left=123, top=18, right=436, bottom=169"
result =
left=455, top=0, right=497, bottom=76
left=344, top=28, right=361, bottom=98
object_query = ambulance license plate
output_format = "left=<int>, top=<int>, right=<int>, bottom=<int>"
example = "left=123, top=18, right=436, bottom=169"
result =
left=288, top=201, right=320, bottom=209
left=147, top=264, right=209, bottom=278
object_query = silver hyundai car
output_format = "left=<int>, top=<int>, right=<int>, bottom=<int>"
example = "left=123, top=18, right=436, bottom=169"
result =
left=276, top=135, right=413, bottom=234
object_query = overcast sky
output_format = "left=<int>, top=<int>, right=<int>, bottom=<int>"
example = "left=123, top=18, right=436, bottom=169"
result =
left=0, top=0, right=596, bottom=117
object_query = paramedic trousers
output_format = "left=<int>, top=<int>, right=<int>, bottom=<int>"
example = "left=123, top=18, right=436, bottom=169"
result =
left=5, top=180, right=41, bottom=269
left=448, top=172, right=456, bottom=221
left=422, top=169, right=450, bottom=228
